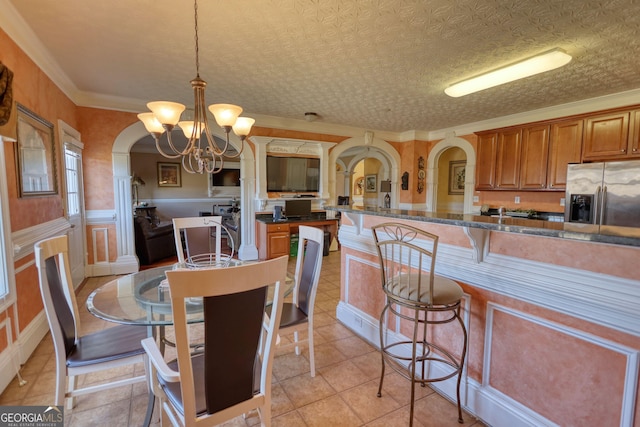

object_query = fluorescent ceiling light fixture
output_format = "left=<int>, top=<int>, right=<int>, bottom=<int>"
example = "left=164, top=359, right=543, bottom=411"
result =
left=444, top=48, right=572, bottom=97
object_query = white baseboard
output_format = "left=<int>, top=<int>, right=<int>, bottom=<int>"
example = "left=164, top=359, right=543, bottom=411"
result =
left=0, top=312, right=48, bottom=394
left=0, top=341, right=21, bottom=395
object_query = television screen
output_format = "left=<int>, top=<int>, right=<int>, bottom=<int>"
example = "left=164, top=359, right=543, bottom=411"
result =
left=211, top=169, right=240, bottom=186
left=267, top=156, right=320, bottom=192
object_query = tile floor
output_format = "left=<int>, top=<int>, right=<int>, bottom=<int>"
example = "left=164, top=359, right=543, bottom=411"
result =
left=0, top=251, right=487, bottom=426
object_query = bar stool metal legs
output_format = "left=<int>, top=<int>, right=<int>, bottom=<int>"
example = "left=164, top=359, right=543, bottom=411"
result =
left=372, top=222, right=467, bottom=425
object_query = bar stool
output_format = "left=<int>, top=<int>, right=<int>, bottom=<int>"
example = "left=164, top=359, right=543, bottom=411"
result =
left=372, top=222, right=467, bottom=425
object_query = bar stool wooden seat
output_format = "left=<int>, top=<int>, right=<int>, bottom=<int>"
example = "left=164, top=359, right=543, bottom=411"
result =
left=372, top=222, right=467, bottom=425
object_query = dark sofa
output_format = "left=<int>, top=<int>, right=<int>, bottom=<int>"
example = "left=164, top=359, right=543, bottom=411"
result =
left=134, top=216, right=176, bottom=265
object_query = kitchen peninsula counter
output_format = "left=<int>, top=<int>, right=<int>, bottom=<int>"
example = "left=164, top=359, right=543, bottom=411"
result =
left=325, top=205, right=640, bottom=248
left=328, top=206, right=640, bottom=427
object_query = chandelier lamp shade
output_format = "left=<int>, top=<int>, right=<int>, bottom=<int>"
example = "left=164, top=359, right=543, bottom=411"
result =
left=137, top=1, right=254, bottom=174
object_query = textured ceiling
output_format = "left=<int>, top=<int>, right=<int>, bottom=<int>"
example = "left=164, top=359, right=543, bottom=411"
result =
left=5, top=0, right=640, bottom=135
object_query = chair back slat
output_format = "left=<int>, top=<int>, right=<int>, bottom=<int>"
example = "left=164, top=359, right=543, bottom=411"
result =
left=173, top=216, right=231, bottom=266
left=184, top=227, right=212, bottom=259
left=297, top=239, right=320, bottom=315
left=164, top=255, right=288, bottom=421
left=203, top=287, right=267, bottom=413
left=373, top=223, right=439, bottom=306
left=44, top=256, right=77, bottom=355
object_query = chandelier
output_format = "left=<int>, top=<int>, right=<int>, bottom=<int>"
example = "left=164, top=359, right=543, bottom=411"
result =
left=137, top=0, right=254, bottom=174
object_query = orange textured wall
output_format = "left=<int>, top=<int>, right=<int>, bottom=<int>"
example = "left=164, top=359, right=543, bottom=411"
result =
left=0, top=28, right=79, bottom=343
left=489, top=232, right=640, bottom=280
left=76, top=107, right=138, bottom=211
left=0, top=28, right=77, bottom=232
left=15, top=256, right=43, bottom=333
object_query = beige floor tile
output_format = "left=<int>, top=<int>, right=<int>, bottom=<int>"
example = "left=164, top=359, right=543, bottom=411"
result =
left=412, top=392, right=473, bottom=426
left=350, top=351, right=385, bottom=380
left=332, top=335, right=376, bottom=359
left=296, top=394, right=363, bottom=427
left=67, top=398, right=131, bottom=427
left=272, top=410, right=307, bottom=427
left=270, top=383, right=296, bottom=417
left=318, top=360, right=372, bottom=392
left=279, top=373, right=336, bottom=408
left=364, top=406, right=426, bottom=427
left=316, top=322, right=356, bottom=342
left=378, top=372, right=435, bottom=406
left=312, top=341, right=348, bottom=369
left=1, top=251, right=477, bottom=426
left=273, top=351, right=311, bottom=381
left=339, top=379, right=402, bottom=423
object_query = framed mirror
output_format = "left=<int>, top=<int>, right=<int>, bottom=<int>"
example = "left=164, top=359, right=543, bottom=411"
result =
left=15, top=104, right=57, bottom=197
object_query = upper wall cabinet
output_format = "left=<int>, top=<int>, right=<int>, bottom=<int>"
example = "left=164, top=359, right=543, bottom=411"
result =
left=476, top=119, right=582, bottom=192
left=475, top=133, right=498, bottom=190
left=495, top=128, right=523, bottom=189
left=547, top=119, right=583, bottom=189
left=475, top=104, right=640, bottom=192
left=519, top=124, right=550, bottom=190
left=582, top=109, right=640, bottom=161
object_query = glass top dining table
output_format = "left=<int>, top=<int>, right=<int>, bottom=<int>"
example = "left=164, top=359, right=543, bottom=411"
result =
left=86, top=260, right=294, bottom=327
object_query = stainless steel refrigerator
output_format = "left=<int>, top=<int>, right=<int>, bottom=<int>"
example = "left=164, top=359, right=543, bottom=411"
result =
left=565, top=160, right=640, bottom=238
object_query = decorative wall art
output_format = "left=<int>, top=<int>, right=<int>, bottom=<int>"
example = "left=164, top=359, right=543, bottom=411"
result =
left=15, top=104, right=57, bottom=197
left=354, top=177, right=364, bottom=195
left=401, top=171, right=409, bottom=190
left=417, top=156, right=425, bottom=194
left=449, top=160, right=466, bottom=195
left=365, top=174, right=377, bottom=193
left=157, top=162, right=182, bottom=187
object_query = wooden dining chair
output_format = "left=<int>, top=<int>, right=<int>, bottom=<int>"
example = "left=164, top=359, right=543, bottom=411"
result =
left=172, top=216, right=234, bottom=267
left=271, top=225, right=324, bottom=377
left=34, top=235, right=147, bottom=410
left=141, top=256, right=289, bottom=427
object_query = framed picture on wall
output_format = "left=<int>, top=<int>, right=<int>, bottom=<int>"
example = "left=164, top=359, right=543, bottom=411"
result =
left=15, top=104, right=58, bottom=197
left=449, top=161, right=465, bottom=195
left=157, top=162, right=181, bottom=187
left=365, top=174, right=377, bottom=193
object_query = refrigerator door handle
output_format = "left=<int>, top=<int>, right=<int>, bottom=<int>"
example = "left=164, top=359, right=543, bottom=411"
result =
left=594, top=186, right=602, bottom=225
left=599, top=185, right=607, bottom=225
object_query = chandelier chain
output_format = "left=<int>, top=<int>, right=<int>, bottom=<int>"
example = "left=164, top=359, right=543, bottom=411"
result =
left=137, top=0, right=253, bottom=175
left=194, top=0, right=200, bottom=77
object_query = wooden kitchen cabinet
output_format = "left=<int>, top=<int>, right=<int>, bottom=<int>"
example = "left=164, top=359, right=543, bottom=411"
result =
left=256, top=222, right=290, bottom=260
left=547, top=119, right=583, bottom=190
left=630, top=109, right=640, bottom=158
left=494, top=128, right=522, bottom=189
left=475, top=132, right=498, bottom=190
left=519, top=124, right=550, bottom=189
left=582, top=111, right=631, bottom=161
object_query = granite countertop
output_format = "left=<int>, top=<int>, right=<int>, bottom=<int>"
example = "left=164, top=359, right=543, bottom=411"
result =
left=326, top=206, right=640, bottom=248
left=255, top=212, right=333, bottom=224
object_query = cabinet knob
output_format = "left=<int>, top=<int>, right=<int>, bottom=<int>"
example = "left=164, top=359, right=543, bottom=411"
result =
left=633, top=148, right=638, bottom=152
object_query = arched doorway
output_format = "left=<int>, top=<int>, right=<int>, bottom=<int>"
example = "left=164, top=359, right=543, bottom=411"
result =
left=111, top=122, right=256, bottom=273
left=328, top=134, right=401, bottom=208
left=426, top=134, right=476, bottom=214
left=436, top=147, right=466, bottom=213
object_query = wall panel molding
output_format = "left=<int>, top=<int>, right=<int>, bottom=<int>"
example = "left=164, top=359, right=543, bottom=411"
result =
left=338, top=223, right=640, bottom=337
